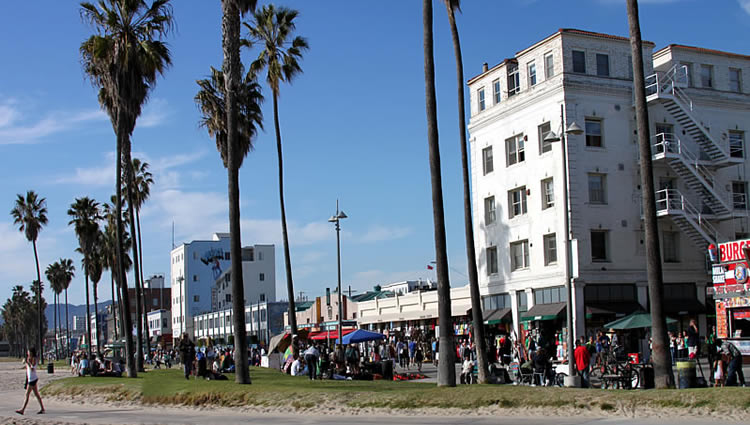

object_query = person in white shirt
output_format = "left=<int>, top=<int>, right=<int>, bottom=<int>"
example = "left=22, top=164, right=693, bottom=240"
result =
left=303, top=345, right=320, bottom=380
left=16, top=348, right=45, bottom=415
left=460, top=356, right=474, bottom=385
left=290, top=355, right=303, bottom=376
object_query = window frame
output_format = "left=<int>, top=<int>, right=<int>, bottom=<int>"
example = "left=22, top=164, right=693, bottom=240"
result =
left=596, top=53, right=610, bottom=77
left=700, top=64, right=713, bottom=88
left=732, top=181, right=747, bottom=210
left=585, top=118, right=603, bottom=148
left=482, top=146, right=494, bottom=175
left=730, top=68, right=742, bottom=93
left=484, top=196, right=496, bottom=225
left=544, top=53, right=554, bottom=79
left=543, top=233, right=557, bottom=266
left=541, top=177, right=554, bottom=210
left=508, top=186, right=528, bottom=219
left=572, top=50, right=586, bottom=74
left=528, top=61, right=537, bottom=86
left=662, top=231, right=680, bottom=263
left=590, top=230, right=609, bottom=262
left=538, top=122, right=552, bottom=154
left=505, top=134, right=525, bottom=166
left=507, top=63, right=520, bottom=97
left=492, top=79, right=501, bottom=104
left=486, top=246, right=498, bottom=275
left=478, top=87, right=486, bottom=111
left=510, top=240, right=530, bottom=271
left=588, top=173, right=607, bottom=205
left=729, top=130, right=745, bottom=159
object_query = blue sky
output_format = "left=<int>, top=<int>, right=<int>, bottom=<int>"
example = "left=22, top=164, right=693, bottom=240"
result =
left=1, top=0, right=749, bottom=307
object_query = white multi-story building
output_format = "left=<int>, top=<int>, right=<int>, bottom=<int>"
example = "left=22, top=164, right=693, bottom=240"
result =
left=147, top=309, right=171, bottom=338
left=467, top=29, right=749, bottom=344
left=380, top=279, right=436, bottom=296
left=213, top=244, right=276, bottom=311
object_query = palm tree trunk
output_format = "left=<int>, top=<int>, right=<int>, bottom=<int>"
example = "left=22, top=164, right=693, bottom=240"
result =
left=137, top=208, right=151, bottom=358
left=423, top=0, right=455, bottom=387
left=54, top=292, right=58, bottom=360
left=32, top=241, right=44, bottom=364
left=123, top=150, right=145, bottom=373
left=93, top=281, right=101, bottom=356
left=626, top=0, right=673, bottom=388
left=84, top=270, right=92, bottom=361
left=111, top=272, right=118, bottom=340
left=115, top=117, right=136, bottom=378
left=65, top=289, right=70, bottom=358
left=273, top=92, right=298, bottom=337
left=445, top=2, right=489, bottom=384
left=223, top=0, right=250, bottom=384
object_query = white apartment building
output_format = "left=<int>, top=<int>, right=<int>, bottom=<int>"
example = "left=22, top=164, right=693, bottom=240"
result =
left=147, top=309, right=171, bottom=338
left=213, top=244, right=276, bottom=311
left=380, top=279, right=436, bottom=295
left=468, top=29, right=749, bottom=344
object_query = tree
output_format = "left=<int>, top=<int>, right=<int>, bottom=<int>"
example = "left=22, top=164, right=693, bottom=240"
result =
left=2, top=285, right=34, bottom=357
left=10, top=190, right=48, bottom=362
left=102, top=199, right=133, bottom=342
left=45, top=262, right=62, bottom=360
left=58, top=258, right=75, bottom=356
left=131, top=158, right=154, bottom=357
left=422, top=0, right=455, bottom=387
left=244, top=4, right=308, bottom=337
left=626, top=0, right=673, bottom=388
left=442, top=0, right=488, bottom=384
left=80, top=0, right=174, bottom=377
left=214, top=0, right=259, bottom=385
left=29, top=280, right=48, bottom=357
left=68, top=197, right=101, bottom=360
left=84, top=232, right=105, bottom=355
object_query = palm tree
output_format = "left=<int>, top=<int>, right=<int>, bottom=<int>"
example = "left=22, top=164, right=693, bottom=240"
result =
left=83, top=232, right=105, bottom=355
left=29, top=280, right=47, bottom=357
left=68, top=197, right=101, bottom=360
left=244, top=4, right=308, bottom=338
left=626, top=0, right=673, bottom=388
left=80, top=0, right=174, bottom=378
left=441, top=0, right=488, bottom=384
left=102, top=200, right=133, bottom=342
left=58, top=258, right=75, bottom=356
left=422, top=0, right=455, bottom=387
left=132, top=158, right=153, bottom=355
left=45, top=262, right=62, bottom=360
left=10, top=190, right=48, bottom=362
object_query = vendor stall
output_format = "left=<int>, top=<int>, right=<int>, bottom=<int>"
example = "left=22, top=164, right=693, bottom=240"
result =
left=707, top=240, right=750, bottom=359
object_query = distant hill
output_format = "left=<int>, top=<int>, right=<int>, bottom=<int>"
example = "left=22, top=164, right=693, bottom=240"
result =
left=43, top=300, right=113, bottom=326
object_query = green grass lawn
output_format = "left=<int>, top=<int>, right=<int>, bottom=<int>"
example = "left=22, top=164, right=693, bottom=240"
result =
left=41, top=366, right=750, bottom=413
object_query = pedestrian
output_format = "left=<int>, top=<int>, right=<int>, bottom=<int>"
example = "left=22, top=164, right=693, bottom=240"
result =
left=574, top=339, right=591, bottom=388
left=408, top=339, right=416, bottom=368
left=16, top=347, right=45, bottom=415
left=304, top=344, right=320, bottom=380
left=460, top=354, right=474, bottom=384
left=687, top=319, right=699, bottom=360
left=178, top=333, right=196, bottom=380
left=721, top=340, right=746, bottom=387
left=415, top=345, right=424, bottom=372
left=668, top=332, right=677, bottom=364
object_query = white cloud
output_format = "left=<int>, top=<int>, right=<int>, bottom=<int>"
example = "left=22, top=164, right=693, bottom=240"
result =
left=137, top=98, right=170, bottom=128
left=357, top=224, right=412, bottom=243
left=740, top=0, right=750, bottom=15
left=0, top=100, right=107, bottom=145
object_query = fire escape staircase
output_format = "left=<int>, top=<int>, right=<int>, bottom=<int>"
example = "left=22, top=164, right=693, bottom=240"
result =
left=655, top=189, right=719, bottom=248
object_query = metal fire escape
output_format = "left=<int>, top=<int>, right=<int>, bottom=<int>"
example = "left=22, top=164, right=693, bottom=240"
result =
left=645, top=65, right=744, bottom=249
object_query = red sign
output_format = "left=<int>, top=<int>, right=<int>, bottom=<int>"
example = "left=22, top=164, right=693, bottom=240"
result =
left=718, top=239, right=750, bottom=262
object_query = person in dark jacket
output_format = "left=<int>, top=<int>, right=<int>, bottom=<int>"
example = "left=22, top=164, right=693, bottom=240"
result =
left=721, top=340, right=746, bottom=387
left=687, top=319, right=699, bottom=359
left=178, top=333, right=196, bottom=380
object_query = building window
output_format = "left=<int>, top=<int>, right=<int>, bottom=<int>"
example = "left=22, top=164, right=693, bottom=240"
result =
left=193, top=275, right=198, bottom=282
left=701, top=64, right=713, bottom=88
left=483, top=293, right=511, bottom=311
left=225, top=294, right=231, bottom=302
left=505, top=134, right=525, bottom=166
left=662, top=231, right=680, bottom=263
left=534, top=286, right=566, bottom=305
left=528, top=61, right=537, bottom=86
left=478, top=88, right=486, bottom=111
left=730, top=68, right=742, bottom=93
left=508, top=187, right=528, bottom=218
left=507, top=63, right=520, bottom=97
left=544, top=53, right=554, bottom=79
left=152, top=298, right=158, bottom=306
left=482, top=146, right=494, bottom=175
left=493, top=79, right=501, bottom=104
left=585, top=118, right=603, bottom=147
left=484, top=196, right=496, bottom=225
left=260, top=293, right=266, bottom=302
left=543, top=233, right=557, bottom=266
left=259, top=273, right=265, bottom=281
left=510, top=240, right=530, bottom=271
left=538, top=122, right=552, bottom=154
left=517, top=291, right=528, bottom=312
left=572, top=50, right=586, bottom=73
left=730, top=131, right=745, bottom=158
left=487, top=246, right=498, bottom=275
left=591, top=230, right=609, bottom=262
left=596, top=53, right=610, bottom=77
left=588, top=173, right=607, bottom=204
left=225, top=252, right=230, bottom=260
left=541, top=178, right=554, bottom=210
left=585, top=285, right=636, bottom=303
left=193, top=295, right=200, bottom=302
left=258, top=251, right=263, bottom=261
left=733, top=181, right=747, bottom=210
left=681, top=62, right=693, bottom=87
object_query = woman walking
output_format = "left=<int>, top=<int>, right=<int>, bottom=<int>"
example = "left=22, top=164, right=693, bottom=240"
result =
left=16, top=347, right=45, bottom=415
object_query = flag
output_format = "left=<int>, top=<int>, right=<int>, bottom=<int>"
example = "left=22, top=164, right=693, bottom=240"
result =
left=427, top=265, right=433, bottom=270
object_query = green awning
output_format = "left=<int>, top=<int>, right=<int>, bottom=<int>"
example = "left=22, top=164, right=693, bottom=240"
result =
left=603, top=311, right=677, bottom=330
left=484, top=308, right=511, bottom=325
left=585, top=302, right=643, bottom=319
left=520, top=302, right=566, bottom=322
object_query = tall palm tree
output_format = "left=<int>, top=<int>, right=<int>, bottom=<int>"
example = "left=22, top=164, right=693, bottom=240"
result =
left=83, top=232, right=105, bottom=355
left=422, top=0, right=455, bottom=387
left=132, top=158, right=153, bottom=355
left=244, top=4, right=308, bottom=337
left=441, top=0, right=488, bottom=384
left=58, top=258, right=75, bottom=357
left=626, top=0, right=673, bottom=388
left=29, top=280, right=47, bottom=358
left=102, top=200, right=133, bottom=343
left=10, top=190, right=48, bottom=362
left=80, top=0, right=174, bottom=378
left=68, top=197, right=101, bottom=360
left=45, top=262, right=62, bottom=360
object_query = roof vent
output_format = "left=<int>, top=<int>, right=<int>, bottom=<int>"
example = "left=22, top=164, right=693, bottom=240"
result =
left=482, top=62, right=488, bottom=72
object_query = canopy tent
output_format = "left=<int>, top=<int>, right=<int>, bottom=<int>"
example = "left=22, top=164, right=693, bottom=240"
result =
left=603, top=311, right=677, bottom=330
left=520, top=302, right=566, bottom=322
left=336, top=329, right=386, bottom=344
left=585, top=302, right=643, bottom=318
left=483, top=308, right=512, bottom=325
left=267, top=329, right=310, bottom=354
left=309, top=329, right=355, bottom=341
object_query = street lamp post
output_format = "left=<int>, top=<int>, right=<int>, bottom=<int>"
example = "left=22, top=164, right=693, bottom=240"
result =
left=544, top=104, right=583, bottom=387
left=328, top=201, right=348, bottom=348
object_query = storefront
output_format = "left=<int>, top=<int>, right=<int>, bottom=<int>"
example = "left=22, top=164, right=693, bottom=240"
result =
left=707, top=240, right=750, bottom=357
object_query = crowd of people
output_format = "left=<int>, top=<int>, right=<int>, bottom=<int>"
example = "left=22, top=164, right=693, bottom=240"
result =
left=69, top=351, right=124, bottom=377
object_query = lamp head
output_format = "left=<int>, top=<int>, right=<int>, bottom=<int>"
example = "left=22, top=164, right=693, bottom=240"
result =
left=566, top=122, right=584, bottom=135
left=543, top=131, right=560, bottom=143
left=328, top=216, right=338, bottom=223
left=337, top=211, right=348, bottom=220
